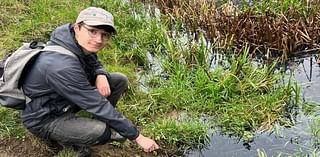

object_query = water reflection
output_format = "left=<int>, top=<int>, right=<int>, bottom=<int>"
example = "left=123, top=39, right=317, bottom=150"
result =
left=289, top=54, right=320, bottom=102
left=187, top=54, right=320, bottom=157
left=188, top=115, right=315, bottom=157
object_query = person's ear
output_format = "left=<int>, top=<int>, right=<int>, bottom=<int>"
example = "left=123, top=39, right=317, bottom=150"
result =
left=74, top=23, right=80, bottom=33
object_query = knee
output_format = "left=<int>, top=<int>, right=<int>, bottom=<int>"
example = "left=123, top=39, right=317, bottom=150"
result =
left=112, top=72, right=129, bottom=90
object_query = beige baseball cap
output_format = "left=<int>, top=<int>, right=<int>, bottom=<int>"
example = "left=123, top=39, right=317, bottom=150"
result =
left=76, top=7, right=116, bottom=33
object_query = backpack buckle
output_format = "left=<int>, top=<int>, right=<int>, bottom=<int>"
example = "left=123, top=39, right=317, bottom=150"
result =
left=29, top=41, right=46, bottom=49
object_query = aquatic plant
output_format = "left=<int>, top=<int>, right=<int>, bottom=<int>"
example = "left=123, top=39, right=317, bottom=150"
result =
left=310, top=115, right=320, bottom=147
left=140, top=0, right=320, bottom=60
left=141, top=40, right=296, bottom=138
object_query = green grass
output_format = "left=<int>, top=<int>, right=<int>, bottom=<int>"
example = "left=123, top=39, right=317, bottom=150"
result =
left=56, top=149, right=78, bottom=157
left=0, top=108, right=25, bottom=139
left=0, top=0, right=87, bottom=54
left=144, top=47, right=295, bottom=138
left=240, top=0, right=319, bottom=17
left=300, top=101, right=320, bottom=148
left=257, top=148, right=320, bottom=157
left=310, top=114, right=320, bottom=147
left=0, top=0, right=314, bottom=156
left=144, top=116, right=209, bottom=152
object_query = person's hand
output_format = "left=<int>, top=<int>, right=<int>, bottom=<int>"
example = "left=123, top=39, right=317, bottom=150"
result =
left=96, top=74, right=111, bottom=97
left=135, top=134, right=160, bottom=152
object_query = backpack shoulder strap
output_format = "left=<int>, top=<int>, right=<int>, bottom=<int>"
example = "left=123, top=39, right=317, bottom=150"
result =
left=43, top=45, right=78, bottom=59
left=0, top=43, right=79, bottom=110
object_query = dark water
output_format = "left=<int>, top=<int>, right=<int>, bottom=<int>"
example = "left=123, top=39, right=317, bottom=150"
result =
left=187, top=55, right=320, bottom=157
left=187, top=116, right=315, bottom=157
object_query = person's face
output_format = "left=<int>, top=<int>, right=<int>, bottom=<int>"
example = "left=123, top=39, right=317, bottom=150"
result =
left=74, top=23, right=111, bottom=54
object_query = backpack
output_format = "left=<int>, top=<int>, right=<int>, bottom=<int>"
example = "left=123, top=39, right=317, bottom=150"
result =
left=0, top=41, right=77, bottom=110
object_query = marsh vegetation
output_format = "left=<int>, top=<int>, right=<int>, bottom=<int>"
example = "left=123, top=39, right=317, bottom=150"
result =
left=0, top=0, right=319, bottom=156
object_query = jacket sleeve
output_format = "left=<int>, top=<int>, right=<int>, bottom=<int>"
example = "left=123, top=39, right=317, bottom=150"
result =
left=45, top=56, right=139, bottom=140
left=87, top=54, right=110, bottom=78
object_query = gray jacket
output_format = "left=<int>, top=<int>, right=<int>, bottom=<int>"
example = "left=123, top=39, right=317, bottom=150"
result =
left=20, top=24, right=139, bottom=140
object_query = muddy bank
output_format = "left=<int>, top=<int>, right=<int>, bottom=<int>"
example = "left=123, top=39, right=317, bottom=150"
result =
left=0, top=136, right=164, bottom=157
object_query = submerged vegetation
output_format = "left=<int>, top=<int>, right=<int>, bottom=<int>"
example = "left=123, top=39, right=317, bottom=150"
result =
left=0, top=0, right=319, bottom=156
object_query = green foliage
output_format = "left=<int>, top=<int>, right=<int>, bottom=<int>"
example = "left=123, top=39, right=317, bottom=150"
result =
left=249, top=0, right=318, bottom=17
left=147, top=46, right=294, bottom=137
left=144, top=117, right=209, bottom=150
left=56, top=149, right=78, bottom=157
left=0, top=108, right=25, bottom=139
left=310, top=115, right=320, bottom=147
left=0, top=0, right=88, bottom=53
left=93, top=0, right=169, bottom=68
left=302, top=102, right=320, bottom=115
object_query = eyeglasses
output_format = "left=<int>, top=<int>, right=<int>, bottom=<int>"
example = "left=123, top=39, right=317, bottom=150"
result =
left=81, top=25, right=111, bottom=41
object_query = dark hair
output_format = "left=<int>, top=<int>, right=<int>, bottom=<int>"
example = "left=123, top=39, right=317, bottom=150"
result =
left=77, top=22, right=116, bottom=35
left=95, top=25, right=116, bottom=34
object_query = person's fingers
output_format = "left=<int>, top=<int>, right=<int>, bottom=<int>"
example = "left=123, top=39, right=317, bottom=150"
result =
left=104, top=84, right=111, bottom=96
left=99, top=87, right=111, bottom=97
left=98, top=88, right=104, bottom=95
left=144, top=145, right=153, bottom=152
left=153, top=142, right=159, bottom=148
left=101, top=88, right=105, bottom=94
left=148, top=143, right=159, bottom=152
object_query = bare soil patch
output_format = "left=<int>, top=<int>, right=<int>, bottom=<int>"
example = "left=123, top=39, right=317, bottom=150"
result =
left=0, top=136, right=166, bottom=157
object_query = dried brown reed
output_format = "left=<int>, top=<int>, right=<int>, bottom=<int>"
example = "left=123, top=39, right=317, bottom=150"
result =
left=136, top=0, right=320, bottom=60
